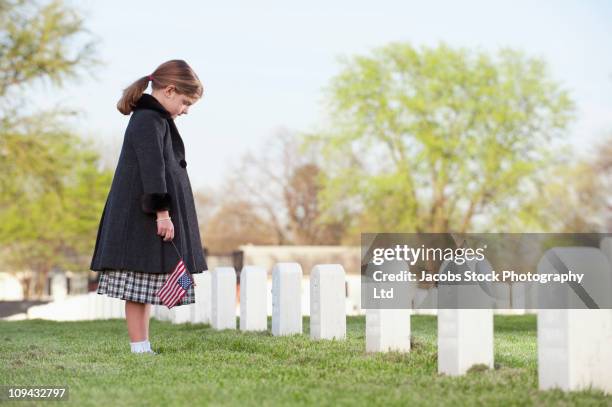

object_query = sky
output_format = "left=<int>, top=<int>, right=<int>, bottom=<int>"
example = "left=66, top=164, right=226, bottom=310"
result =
left=31, top=0, right=612, bottom=191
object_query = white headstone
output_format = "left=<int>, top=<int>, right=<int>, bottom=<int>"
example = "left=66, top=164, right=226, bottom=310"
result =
left=310, top=264, right=346, bottom=340
left=154, top=304, right=175, bottom=322
left=537, top=246, right=612, bottom=393
left=93, top=293, right=106, bottom=320
left=538, top=309, right=612, bottom=393
left=110, top=297, right=124, bottom=318
left=365, top=308, right=411, bottom=352
left=0, top=272, right=24, bottom=301
left=345, top=276, right=363, bottom=315
left=151, top=304, right=162, bottom=320
left=240, top=266, right=268, bottom=331
left=211, top=267, right=237, bottom=330
left=193, top=271, right=211, bottom=324
left=50, top=273, right=68, bottom=301
left=436, top=257, right=495, bottom=375
left=172, top=303, right=194, bottom=324
left=438, top=309, right=494, bottom=375
left=271, top=263, right=302, bottom=336
left=494, top=283, right=526, bottom=315
left=538, top=247, right=611, bottom=309
left=87, top=293, right=97, bottom=320
left=102, top=296, right=114, bottom=319
left=510, top=282, right=535, bottom=313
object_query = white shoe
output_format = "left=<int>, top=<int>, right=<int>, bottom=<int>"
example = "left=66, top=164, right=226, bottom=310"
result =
left=132, top=349, right=157, bottom=355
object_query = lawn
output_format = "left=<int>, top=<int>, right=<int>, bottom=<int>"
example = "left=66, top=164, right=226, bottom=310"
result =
left=0, top=315, right=610, bottom=406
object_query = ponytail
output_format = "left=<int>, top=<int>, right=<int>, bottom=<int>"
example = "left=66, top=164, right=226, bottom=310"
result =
left=117, top=76, right=151, bottom=115
left=117, top=60, right=203, bottom=116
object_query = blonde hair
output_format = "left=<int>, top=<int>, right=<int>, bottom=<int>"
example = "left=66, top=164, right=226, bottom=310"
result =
left=117, top=59, right=203, bottom=115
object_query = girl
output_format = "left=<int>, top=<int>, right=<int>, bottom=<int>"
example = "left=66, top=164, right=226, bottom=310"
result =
left=90, top=60, right=208, bottom=354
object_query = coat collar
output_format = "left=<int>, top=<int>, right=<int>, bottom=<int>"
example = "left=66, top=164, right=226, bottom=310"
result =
left=134, top=93, right=172, bottom=119
left=134, top=93, right=188, bottom=168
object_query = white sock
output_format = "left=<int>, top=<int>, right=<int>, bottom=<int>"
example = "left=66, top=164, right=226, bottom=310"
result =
left=130, top=340, right=150, bottom=353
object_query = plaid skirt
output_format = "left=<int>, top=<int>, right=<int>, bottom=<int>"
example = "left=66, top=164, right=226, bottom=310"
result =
left=96, top=270, right=195, bottom=306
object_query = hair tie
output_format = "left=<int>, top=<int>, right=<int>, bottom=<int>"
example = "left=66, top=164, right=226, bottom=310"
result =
left=148, top=74, right=154, bottom=82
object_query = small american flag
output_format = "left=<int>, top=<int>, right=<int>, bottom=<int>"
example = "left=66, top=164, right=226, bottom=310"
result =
left=155, top=259, right=196, bottom=308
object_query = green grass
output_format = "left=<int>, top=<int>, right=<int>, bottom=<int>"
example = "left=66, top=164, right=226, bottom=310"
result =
left=0, top=315, right=610, bottom=406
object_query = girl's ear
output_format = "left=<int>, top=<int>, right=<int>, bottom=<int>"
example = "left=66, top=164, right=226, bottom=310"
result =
left=163, top=85, right=176, bottom=98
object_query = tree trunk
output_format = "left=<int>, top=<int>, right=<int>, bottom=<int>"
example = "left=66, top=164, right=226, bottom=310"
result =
left=33, top=267, right=50, bottom=299
left=19, top=276, right=32, bottom=300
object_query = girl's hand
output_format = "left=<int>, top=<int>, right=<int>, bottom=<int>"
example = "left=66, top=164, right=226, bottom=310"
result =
left=157, top=218, right=174, bottom=241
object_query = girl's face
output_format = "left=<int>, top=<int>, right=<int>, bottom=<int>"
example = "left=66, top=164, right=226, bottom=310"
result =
left=158, top=86, right=198, bottom=119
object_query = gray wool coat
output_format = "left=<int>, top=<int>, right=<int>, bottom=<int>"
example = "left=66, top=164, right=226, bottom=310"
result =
left=90, top=93, right=208, bottom=275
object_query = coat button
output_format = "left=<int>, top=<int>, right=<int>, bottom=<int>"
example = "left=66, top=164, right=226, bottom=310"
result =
left=179, top=159, right=187, bottom=168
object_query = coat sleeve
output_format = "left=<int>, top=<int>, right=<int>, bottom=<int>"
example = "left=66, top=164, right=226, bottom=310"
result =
left=129, top=111, right=172, bottom=214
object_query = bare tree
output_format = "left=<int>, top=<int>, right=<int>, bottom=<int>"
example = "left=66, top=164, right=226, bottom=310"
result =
left=284, top=163, right=345, bottom=244
left=201, top=200, right=278, bottom=254
left=222, top=127, right=344, bottom=246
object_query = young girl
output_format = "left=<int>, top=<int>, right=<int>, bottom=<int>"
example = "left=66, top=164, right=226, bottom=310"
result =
left=90, top=60, right=208, bottom=354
